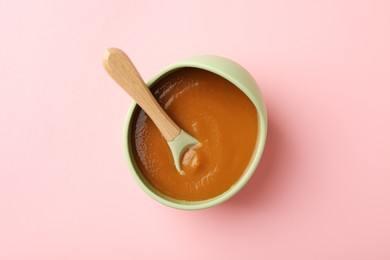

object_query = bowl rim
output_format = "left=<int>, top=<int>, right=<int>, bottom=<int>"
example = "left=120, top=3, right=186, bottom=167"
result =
left=123, top=55, right=268, bottom=210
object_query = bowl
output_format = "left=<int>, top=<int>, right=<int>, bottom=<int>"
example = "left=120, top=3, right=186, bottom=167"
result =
left=124, top=55, right=267, bottom=210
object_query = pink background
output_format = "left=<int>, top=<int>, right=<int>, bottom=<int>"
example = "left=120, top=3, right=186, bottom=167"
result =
left=1, top=0, right=390, bottom=259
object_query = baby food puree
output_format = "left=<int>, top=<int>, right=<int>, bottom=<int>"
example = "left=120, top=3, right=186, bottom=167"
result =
left=131, top=68, right=258, bottom=201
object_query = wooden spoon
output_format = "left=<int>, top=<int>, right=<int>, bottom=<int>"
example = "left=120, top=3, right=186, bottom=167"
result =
left=103, top=48, right=199, bottom=173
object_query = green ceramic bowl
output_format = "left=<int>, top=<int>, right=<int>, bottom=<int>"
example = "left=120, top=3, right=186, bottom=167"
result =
left=124, top=55, right=267, bottom=210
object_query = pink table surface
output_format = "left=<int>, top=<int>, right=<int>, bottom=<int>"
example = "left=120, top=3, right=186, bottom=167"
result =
left=1, top=0, right=390, bottom=259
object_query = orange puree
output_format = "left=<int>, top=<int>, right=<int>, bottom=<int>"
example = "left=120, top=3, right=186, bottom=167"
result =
left=130, top=68, right=258, bottom=201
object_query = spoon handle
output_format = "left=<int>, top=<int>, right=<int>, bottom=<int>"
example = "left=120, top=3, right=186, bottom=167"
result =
left=103, top=48, right=181, bottom=141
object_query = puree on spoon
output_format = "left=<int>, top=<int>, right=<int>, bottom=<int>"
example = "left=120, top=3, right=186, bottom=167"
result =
left=131, top=68, right=258, bottom=201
